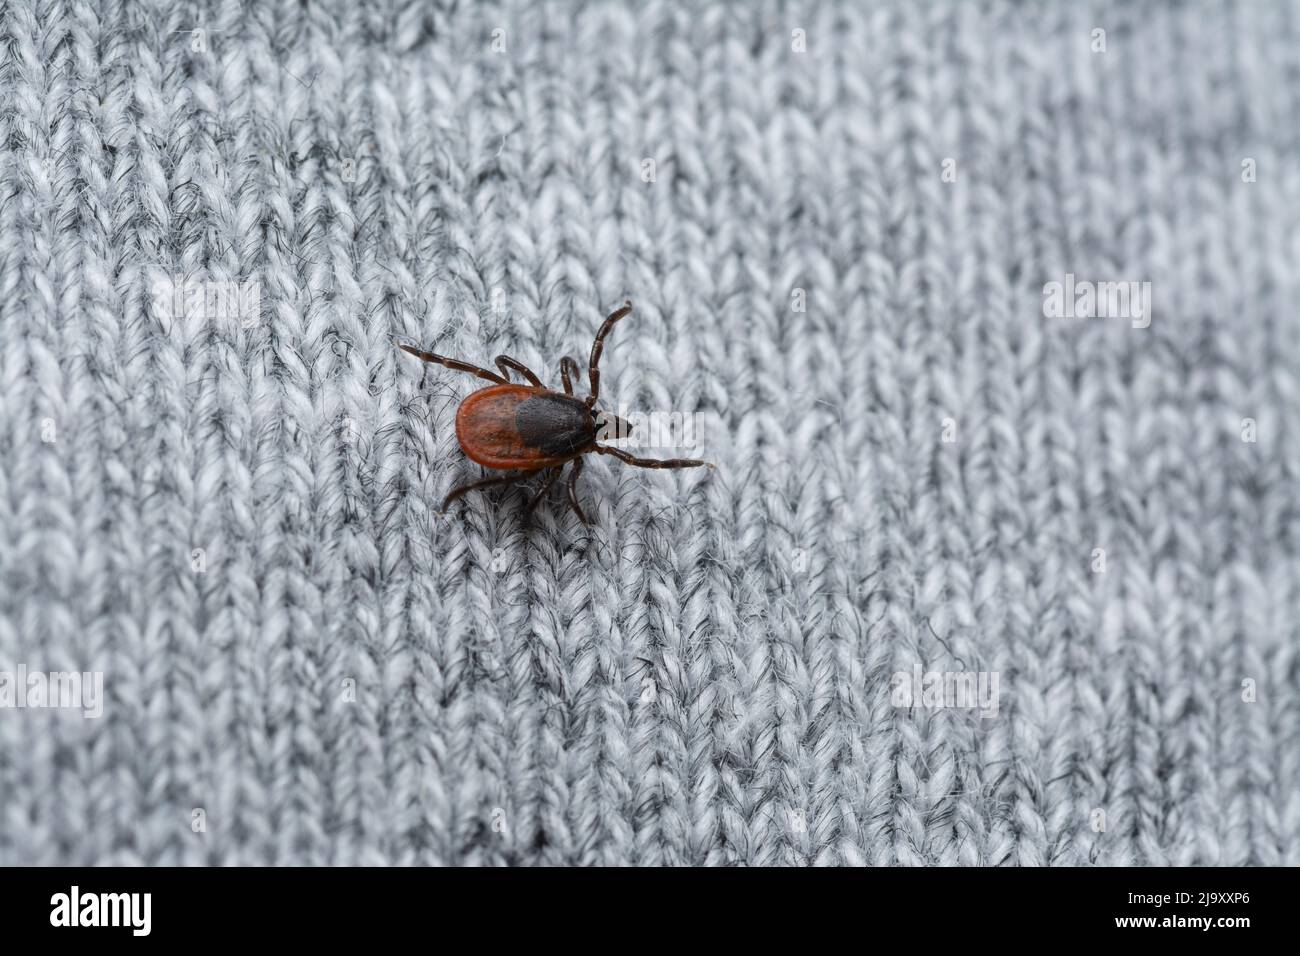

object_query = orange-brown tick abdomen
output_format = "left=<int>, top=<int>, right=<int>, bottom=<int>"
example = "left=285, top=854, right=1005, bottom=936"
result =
left=455, top=384, right=597, bottom=470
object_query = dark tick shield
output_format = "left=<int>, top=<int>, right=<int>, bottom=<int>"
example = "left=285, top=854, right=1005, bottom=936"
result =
left=399, top=299, right=713, bottom=525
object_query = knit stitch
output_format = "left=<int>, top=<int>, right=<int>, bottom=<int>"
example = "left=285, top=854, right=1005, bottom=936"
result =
left=0, top=0, right=1297, bottom=865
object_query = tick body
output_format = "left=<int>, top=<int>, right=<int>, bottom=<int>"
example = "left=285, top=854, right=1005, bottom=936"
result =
left=399, top=300, right=712, bottom=524
left=456, top=385, right=595, bottom=469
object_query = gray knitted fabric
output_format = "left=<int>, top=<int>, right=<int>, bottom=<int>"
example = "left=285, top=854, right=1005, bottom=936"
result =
left=2, top=0, right=1298, bottom=866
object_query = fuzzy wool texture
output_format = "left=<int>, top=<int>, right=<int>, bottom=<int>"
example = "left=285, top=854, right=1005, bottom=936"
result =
left=2, top=0, right=1299, bottom=866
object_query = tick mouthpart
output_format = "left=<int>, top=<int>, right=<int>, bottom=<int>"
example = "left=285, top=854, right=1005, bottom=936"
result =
left=594, top=411, right=635, bottom=441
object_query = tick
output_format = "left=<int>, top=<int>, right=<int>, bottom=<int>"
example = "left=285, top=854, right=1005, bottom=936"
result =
left=399, top=300, right=712, bottom=524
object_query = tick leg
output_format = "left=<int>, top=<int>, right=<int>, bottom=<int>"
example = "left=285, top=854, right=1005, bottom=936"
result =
left=566, top=458, right=589, bottom=524
left=560, top=356, right=582, bottom=395
left=524, top=467, right=561, bottom=515
left=586, top=299, right=632, bottom=408
left=596, top=445, right=714, bottom=470
left=495, top=355, right=543, bottom=388
left=399, top=344, right=506, bottom=385
left=442, top=471, right=530, bottom=512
